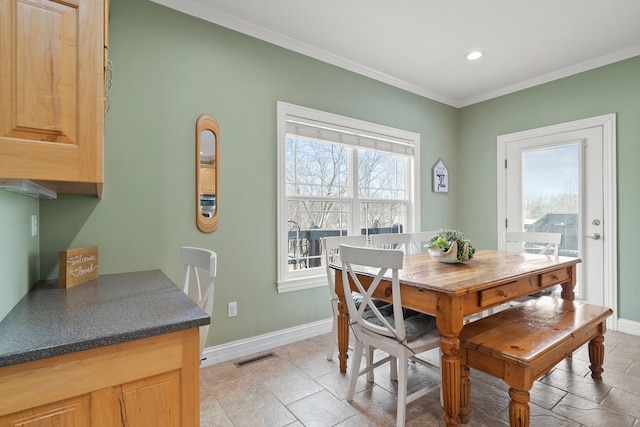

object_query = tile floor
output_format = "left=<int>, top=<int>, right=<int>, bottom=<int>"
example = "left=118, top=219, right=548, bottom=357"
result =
left=199, top=329, right=640, bottom=426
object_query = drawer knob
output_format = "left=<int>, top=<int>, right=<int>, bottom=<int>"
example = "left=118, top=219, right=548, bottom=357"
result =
left=499, top=290, right=508, bottom=297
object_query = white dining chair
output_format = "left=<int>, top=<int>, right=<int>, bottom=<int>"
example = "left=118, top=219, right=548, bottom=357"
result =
left=503, top=231, right=562, bottom=256
left=340, top=244, right=441, bottom=427
left=370, top=232, right=412, bottom=254
left=181, top=246, right=217, bottom=360
left=322, top=235, right=367, bottom=360
left=408, top=231, right=438, bottom=254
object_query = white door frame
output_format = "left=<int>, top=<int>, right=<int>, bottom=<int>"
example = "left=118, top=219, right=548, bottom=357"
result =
left=497, top=114, right=617, bottom=330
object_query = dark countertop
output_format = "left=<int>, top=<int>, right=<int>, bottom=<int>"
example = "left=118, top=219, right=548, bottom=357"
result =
left=0, top=270, right=210, bottom=368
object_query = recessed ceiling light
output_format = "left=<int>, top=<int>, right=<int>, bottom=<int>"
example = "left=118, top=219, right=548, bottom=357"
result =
left=465, top=50, right=484, bottom=61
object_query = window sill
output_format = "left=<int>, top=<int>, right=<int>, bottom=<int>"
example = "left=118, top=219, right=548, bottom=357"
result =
left=277, top=273, right=328, bottom=293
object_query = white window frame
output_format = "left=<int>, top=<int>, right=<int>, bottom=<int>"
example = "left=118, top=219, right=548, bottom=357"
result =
left=276, top=101, right=421, bottom=293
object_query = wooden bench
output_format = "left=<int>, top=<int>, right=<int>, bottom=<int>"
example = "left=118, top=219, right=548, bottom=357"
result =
left=459, top=296, right=613, bottom=427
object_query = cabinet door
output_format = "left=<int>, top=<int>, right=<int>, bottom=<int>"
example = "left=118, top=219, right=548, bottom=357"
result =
left=0, top=395, right=90, bottom=427
left=117, top=371, right=181, bottom=427
left=200, top=166, right=216, bottom=195
left=0, top=0, right=103, bottom=188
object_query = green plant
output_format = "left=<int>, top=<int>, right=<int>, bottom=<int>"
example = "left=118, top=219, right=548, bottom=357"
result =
left=429, top=229, right=477, bottom=261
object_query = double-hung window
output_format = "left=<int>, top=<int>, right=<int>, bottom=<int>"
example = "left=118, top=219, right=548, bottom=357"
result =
left=276, top=102, right=421, bottom=292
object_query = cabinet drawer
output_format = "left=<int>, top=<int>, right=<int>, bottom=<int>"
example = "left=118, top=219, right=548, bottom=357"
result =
left=479, top=278, right=535, bottom=307
left=540, top=268, right=571, bottom=288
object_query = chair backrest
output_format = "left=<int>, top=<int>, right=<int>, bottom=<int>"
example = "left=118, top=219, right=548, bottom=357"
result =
left=408, top=231, right=438, bottom=254
left=370, top=233, right=412, bottom=254
left=340, top=244, right=407, bottom=342
left=503, top=231, right=562, bottom=256
left=322, top=235, right=367, bottom=298
left=181, top=246, right=217, bottom=356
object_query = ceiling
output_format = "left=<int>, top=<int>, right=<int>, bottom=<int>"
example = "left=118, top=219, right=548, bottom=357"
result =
left=151, top=0, right=640, bottom=107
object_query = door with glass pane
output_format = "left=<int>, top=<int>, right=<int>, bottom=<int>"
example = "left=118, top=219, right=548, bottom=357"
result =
left=502, top=127, right=604, bottom=306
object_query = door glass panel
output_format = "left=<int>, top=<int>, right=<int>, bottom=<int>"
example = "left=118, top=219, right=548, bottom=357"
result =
left=522, top=144, right=579, bottom=257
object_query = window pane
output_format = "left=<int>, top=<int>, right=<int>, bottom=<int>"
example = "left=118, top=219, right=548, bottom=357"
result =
left=288, top=200, right=351, bottom=270
left=286, top=136, right=349, bottom=197
left=360, top=201, right=406, bottom=235
left=358, top=149, right=406, bottom=199
left=523, top=144, right=579, bottom=256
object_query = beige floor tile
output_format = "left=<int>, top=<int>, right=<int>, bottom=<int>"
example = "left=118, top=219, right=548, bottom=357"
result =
left=553, top=392, right=636, bottom=426
left=287, top=390, right=358, bottom=426
left=199, top=329, right=640, bottom=427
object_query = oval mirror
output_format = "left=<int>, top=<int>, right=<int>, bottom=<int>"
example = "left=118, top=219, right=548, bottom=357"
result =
left=196, top=115, right=219, bottom=233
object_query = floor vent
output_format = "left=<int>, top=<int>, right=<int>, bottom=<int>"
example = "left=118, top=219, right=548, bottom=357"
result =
left=234, top=352, right=277, bottom=368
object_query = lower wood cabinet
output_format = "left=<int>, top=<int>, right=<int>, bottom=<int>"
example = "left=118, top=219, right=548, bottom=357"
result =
left=0, top=395, right=90, bottom=427
left=0, top=329, right=200, bottom=427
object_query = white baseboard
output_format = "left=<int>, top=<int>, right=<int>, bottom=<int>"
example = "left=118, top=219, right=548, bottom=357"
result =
left=200, top=317, right=333, bottom=367
left=200, top=315, right=640, bottom=368
left=616, top=318, right=640, bottom=336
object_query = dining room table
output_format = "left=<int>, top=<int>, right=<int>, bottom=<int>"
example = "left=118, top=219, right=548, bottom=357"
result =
left=332, top=249, right=581, bottom=427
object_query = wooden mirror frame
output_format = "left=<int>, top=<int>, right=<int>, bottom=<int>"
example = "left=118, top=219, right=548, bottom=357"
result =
left=196, top=115, right=219, bottom=233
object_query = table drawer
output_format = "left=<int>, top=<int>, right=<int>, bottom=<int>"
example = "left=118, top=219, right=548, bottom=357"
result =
left=540, top=268, right=571, bottom=288
left=479, top=277, right=535, bottom=307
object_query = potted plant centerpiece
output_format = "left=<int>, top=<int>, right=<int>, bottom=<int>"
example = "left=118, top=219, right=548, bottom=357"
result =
left=427, top=229, right=476, bottom=263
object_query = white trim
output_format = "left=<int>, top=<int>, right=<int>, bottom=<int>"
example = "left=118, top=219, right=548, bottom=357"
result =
left=199, top=318, right=333, bottom=367
left=199, top=315, right=639, bottom=369
left=497, top=114, right=617, bottom=330
left=276, top=273, right=327, bottom=293
left=460, top=45, right=640, bottom=107
left=276, top=101, right=421, bottom=293
left=617, top=318, right=640, bottom=337
left=148, top=0, right=457, bottom=107
left=149, top=0, right=640, bottom=108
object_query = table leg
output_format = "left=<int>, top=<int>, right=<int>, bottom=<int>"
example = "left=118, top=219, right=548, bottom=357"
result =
left=588, top=333, right=605, bottom=379
left=560, top=265, right=577, bottom=301
left=460, top=363, right=470, bottom=424
left=441, top=335, right=461, bottom=426
left=337, top=294, right=350, bottom=374
left=335, top=271, right=350, bottom=374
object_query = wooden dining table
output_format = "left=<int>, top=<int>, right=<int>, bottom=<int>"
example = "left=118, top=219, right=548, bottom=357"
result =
left=333, top=249, right=581, bottom=427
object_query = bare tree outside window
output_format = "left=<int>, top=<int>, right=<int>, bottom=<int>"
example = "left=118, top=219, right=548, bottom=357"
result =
left=286, top=135, right=409, bottom=271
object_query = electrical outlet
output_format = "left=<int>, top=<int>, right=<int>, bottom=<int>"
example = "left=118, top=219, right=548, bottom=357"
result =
left=31, top=215, right=38, bottom=237
left=228, top=301, right=237, bottom=317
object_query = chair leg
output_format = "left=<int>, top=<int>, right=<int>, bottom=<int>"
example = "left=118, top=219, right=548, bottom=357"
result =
left=347, top=340, right=364, bottom=401
left=366, top=345, right=375, bottom=382
left=396, top=355, right=409, bottom=427
left=390, top=356, right=398, bottom=381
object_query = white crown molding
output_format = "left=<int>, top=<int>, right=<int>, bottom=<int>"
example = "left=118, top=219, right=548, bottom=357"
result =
left=459, top=44, right=640, bottom=107
left=151, top=0, right=640, bottom=109
left=149, top=0, right=459, bottom=106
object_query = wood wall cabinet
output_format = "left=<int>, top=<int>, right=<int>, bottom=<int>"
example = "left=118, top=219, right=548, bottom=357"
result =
left=0, top=329, right=200, bottom=427
left=0, top=0, right=105, bottom=197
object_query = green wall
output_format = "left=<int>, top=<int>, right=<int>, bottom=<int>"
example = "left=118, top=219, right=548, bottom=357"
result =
left=37, top=0, right=458, bottom=346
left=0, top=192, right=39, bottom=320
left=457, top=56, right=640, bottom=321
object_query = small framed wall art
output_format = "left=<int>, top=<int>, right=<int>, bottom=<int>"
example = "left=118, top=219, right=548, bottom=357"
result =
left=432, top=159, right=449, bottom=193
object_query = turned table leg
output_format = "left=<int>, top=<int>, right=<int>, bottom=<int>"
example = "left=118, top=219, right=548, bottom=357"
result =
left=508, top=388, right=531, bottom=427
left=588, top=333, right=605, bottom=379
left=335, top=272, right=350, bottom=374
left=459, top=364, right=470, bottom=424
left=441, top=335, right=461, bottom=426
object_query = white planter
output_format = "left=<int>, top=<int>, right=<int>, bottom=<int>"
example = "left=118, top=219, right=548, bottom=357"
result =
left=426, top=240, right=470, bottom=263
